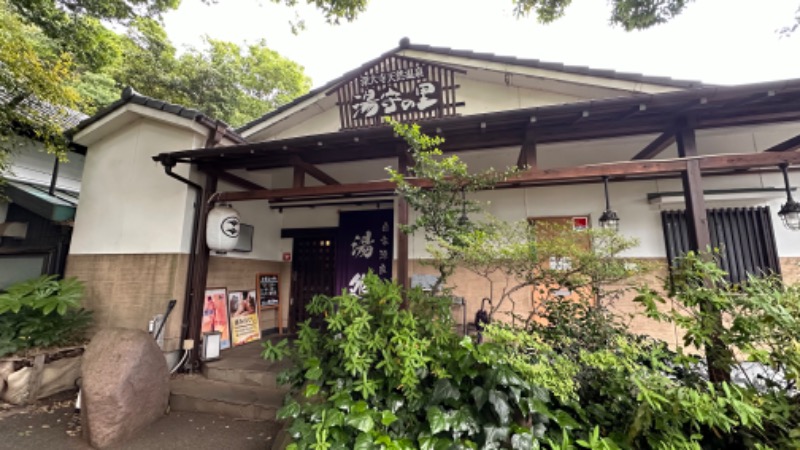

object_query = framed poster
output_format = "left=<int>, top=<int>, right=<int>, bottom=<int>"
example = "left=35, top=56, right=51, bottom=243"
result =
left=228, top=290, right=260, bottom=347
left=201, top=288, right=231, bottom=350
left=257, top=273, right=282, bottom=334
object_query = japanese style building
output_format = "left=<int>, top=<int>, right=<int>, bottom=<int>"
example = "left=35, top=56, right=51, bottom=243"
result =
left=66, top=39, right=800, bottom=364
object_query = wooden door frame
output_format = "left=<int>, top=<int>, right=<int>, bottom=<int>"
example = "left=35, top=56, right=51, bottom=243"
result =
left=282, top=228, right=338, bottom=332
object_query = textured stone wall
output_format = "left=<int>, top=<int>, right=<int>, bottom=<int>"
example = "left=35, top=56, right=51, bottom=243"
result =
left=65, top=254, right=189, bottom=351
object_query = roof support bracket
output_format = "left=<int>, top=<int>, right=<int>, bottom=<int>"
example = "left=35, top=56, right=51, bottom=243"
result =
left=632, top=128, right=676, bottom=160
left=764, top=133, right=800, bottom=152
left=291, top=155, right=340, bottom=185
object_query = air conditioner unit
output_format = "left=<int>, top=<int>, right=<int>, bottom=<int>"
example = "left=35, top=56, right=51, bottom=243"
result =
left=0, top=222, right=28, bottom=239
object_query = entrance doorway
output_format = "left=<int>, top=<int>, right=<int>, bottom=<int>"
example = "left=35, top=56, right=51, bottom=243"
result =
left=288, top=232, right=337, bottom=331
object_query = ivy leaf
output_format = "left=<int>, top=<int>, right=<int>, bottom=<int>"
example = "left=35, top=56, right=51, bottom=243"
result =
left=431, top=379, right=460, bottom=404
left=381, top=410, right=398, bottom=426
left=451, top=406, right=479, bottom=436
left=305, top=366, right=323, bottom=380
left=488, top=390, right=511, bottom=425
left=553, top=410, right=581, bottom=430
left=304, top=383, right=320, bottom=397
left=426, top=406, right=449, bottom=435
left=472, top=386, right=488, bottom=410
left=484, top=425, right=510, bottom=444
left=511, top=432, right=533, bottom=450
left=277, top=400, right=301, bottom=420
left=325, top=409, right=345, bottom=428
left=354, top=432, right=373, bottom=450
left=346, top=412, right=375, bottom=433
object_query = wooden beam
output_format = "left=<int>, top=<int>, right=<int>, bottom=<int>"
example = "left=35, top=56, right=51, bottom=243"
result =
left=293, top=166, right=305, bottom=188
left=517, top=125, right=537, bottom=169
left=764, top=133, right=800, bottom=152
left=200, top=167, right=267, bottom=191
left=631, top=129, right=676, bottom=160
left=291, top=156, right=340, bottom=185
left=676, top=126, right=711, bottom=251
left=216, top=151, right=800, bottom=203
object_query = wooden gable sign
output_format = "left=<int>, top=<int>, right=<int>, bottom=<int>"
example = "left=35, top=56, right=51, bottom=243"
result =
left=333, top=55, right=463, bottom=130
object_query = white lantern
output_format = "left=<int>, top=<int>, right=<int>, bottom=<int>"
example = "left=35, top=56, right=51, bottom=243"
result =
left=206, top=204, right=241, bottom=253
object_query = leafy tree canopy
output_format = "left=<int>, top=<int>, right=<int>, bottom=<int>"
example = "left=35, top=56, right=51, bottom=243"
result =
left=0, top=0, right=78, bottom=176
left=279, top=0, right=697, bottom=31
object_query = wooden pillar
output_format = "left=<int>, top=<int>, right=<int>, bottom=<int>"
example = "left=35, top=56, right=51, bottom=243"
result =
left=517, top=125, right=537, bottom=170
left=397, top=145, right=411, bottom=294
left=187, top=173, right=217, bottom=366
left=676, top=123, right=711, bottom=251
left=676, top=120, right=730, bottom=383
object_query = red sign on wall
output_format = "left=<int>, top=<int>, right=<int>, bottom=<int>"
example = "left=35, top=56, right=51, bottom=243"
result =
left=282, top=252, right=292, bottom=262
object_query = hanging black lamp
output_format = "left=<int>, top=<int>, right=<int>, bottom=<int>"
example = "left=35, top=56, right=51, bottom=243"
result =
left=599, top=176, right=620, bottom=231
left=778, top=163, right=800, bottom=231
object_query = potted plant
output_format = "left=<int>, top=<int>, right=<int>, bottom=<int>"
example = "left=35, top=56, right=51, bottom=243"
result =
left=0, top=275, right=92, bottom=404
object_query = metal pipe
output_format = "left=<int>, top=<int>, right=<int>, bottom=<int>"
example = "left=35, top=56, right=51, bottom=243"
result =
left=48, top=157, right=60, bottom=196
left=780, top=163, right=794, bottom=202
left=163, top=159, right=203, bottom=353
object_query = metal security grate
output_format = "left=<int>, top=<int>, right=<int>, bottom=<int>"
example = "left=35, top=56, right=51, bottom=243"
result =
left=661, top=207, right=781, bottom=283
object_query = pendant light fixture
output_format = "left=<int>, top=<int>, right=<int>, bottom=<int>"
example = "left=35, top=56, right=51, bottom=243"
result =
left=778, top=163, right=800, bottom=231
left=599, top=176, right=620, bottom=231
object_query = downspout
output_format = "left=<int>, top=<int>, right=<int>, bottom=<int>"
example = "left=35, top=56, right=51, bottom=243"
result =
left=160, top=156, right=203, bottom=356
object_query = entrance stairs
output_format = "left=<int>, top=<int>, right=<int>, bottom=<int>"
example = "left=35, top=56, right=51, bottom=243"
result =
left=169, top=339, right=292, bottom=421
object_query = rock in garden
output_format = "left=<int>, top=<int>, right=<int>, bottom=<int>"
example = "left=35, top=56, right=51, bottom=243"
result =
left=81, top=328, right=169, bottom=448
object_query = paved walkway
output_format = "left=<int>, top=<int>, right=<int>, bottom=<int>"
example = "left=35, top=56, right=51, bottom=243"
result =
left=0, top=391, right=280, bottom=450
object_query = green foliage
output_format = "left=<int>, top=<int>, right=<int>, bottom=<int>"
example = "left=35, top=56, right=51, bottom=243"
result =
left=0, top=0, right=78, bottom=186
left=0, top=275, right=92, bottom=357
left=387, top=120, right=519, bottom=291
left=634, top=252, right=800, bottom=448
left=277, top=0, right=698, bottom=31
left=271, top=273, right=584, bottom=449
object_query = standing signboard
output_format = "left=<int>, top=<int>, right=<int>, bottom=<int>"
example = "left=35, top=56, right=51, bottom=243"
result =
left=228, top=290, right=260, bottom=347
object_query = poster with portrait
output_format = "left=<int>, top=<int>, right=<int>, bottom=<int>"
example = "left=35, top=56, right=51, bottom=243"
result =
left=201, top=288, right=231, bottom=350
left=228, top=290, right=260, bottom=347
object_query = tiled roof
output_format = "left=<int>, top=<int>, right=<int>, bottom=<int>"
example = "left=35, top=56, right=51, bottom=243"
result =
left=403, top=42, right=706, bottom=89
left=237, top=39, right=708, bottom=134
left=70, top=87, right=245, bottom=143
left=0, top=88, right=88, bottom=130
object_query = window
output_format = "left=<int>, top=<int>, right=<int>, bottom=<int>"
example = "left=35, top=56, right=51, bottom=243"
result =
left=661, top=207, right=781, bottom=283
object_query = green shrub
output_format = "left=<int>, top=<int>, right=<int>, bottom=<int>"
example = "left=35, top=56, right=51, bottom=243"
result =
left=0, top=275, right=92, bottom=357
left=265, top=273, right=587, bottom=449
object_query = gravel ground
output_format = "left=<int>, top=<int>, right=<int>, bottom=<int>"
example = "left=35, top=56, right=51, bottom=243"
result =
left=0, top=390, right=281, bottom=450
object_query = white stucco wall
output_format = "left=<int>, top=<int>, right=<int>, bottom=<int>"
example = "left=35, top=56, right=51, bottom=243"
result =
left=70, top=119, right=203, bottom=255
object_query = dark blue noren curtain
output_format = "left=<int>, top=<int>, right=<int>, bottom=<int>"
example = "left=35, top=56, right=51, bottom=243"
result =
left=335, top=209, right=394, bottom=295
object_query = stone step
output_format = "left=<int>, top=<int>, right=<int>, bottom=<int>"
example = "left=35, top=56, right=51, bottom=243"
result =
left=169, top=376, right=289, bottom=421
left=202, top=358, right=292, bottom=389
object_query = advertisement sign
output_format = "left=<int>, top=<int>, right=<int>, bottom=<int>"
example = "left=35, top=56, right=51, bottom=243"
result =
left=335, top=209, right=394, bottom=295
left=228, top=290, right=260, bottom=347
left=202, top=288, right=231, bottom=350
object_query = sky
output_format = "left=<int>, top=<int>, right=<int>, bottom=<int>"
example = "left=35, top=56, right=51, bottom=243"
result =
left=162, top=0, right=800, bottom=88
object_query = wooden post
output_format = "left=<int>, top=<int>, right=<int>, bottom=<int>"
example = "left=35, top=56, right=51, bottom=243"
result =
left=676, top=120, right=731, bottom=383
left=517, top=125, right=537, bottom=170
left=397, top=145, right=411, bottom=296
left=187, top=173, right=217, bottom=366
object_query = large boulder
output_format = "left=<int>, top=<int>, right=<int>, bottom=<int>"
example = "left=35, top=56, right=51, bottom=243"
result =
left=81, top=328, right=169, bottom=448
